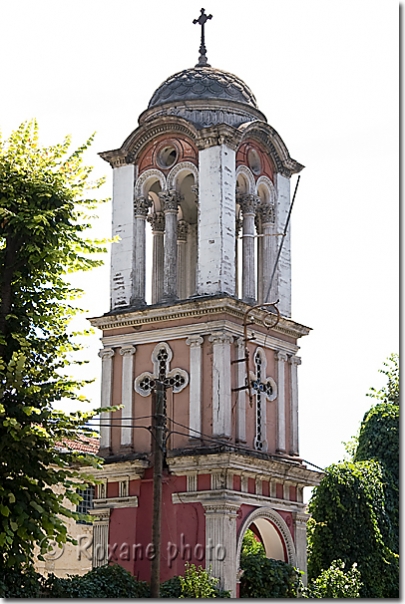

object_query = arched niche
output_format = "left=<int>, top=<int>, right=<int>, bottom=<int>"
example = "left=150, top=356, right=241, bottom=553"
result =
left=134, top=168, right=166, bottom=199
left=235, top=165, right=255, bottom=194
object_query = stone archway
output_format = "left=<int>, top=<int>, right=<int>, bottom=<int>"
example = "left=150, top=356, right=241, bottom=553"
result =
left=236, top=507, right=296, bottom=569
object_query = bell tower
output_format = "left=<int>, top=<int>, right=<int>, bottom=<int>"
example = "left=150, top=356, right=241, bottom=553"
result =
left=90, top=10, right=321, bottom=597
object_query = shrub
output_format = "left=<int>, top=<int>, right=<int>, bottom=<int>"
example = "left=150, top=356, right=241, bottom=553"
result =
left=302, top=559, right=362, bottom=598
left=178, top=563, right=230, bottom=598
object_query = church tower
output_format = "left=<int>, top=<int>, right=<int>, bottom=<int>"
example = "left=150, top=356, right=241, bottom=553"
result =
left=90, top=10, right=321, bottom=596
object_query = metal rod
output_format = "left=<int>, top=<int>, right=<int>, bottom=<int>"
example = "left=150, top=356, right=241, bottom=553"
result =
left=264, top=175, right=301, bottom=304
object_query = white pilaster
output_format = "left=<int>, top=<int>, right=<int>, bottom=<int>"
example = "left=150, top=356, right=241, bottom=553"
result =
left=294, top=512, right=310, bottom=583
left=276, top=350, right=287, bottom=453
left=197, top=144, right=236, bottom=296
left=203, top=502, right=240, bottom=597
left=120, top=345, right=136, bottom=447
left=235, top=338, right=246, bottom=442
left=208, top=332, right=233, bottom=437
left=98, top=348, right=115, bottom=450
left=186, top=335, right=204, bottom=437
left=275, top=174, right=291, bottom=317
left=91, top=509, right=110, bottom=568
left=289, top=355, right=301, bottom=455
left=110, top=164, right=135, bottom=310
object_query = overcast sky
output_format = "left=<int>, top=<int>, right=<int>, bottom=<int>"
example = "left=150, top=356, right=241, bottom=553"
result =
left=0, top=1, right=399, bottom=473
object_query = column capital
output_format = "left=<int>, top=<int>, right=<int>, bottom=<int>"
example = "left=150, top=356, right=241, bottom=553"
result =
left=289, top=355, right=302, bottom=366
left=276, top=350, right=288, bottom=362
left=186, top=335, right=204, bottom=347
left=202, top=501, right=240, bottom=517
left=195, top=124, right=242, bottom=151
left=177, top=219, right=188, bottom=242
left=159, top=189, right=182, bottom=213
left=209, top=331, right=233, bottom=345
left=237, top=193, right=260, bottom=215
left=119, top=345, right=136, bottom=357
left=98, top=347, right=115, bottom=360
left=133, top=195, right=152, bottom=217
left=147, top=211, right=165, bottom=233
left=258, top=201, right=275, bottom=225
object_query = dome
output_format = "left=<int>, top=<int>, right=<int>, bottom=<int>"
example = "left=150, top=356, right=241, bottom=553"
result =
left=148, top=66, right=259, bottom=110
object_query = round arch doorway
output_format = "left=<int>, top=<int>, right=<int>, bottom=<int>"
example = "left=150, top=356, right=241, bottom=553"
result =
left=236, top=507, right=296, bottom=567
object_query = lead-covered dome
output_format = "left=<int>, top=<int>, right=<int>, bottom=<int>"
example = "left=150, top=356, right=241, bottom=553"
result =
left=148, top=66, right=259, bottom=110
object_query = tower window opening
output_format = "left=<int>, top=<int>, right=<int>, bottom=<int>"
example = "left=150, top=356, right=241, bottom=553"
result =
left=157, top=145, right=178, bottom=168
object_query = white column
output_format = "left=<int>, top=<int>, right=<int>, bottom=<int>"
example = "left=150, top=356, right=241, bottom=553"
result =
left=120, top=345, right=136, bottom=447
left=261, top=203, right=276, bottom=303
left=289, top=356, right=301, bottom=456
left=98, top=348, right=115, bottom=450
left=208, top=332, right=233, bottom=437
left=276, top=350, right=287, bottom=453
left=275, top=174, right=291, bottom=317
left=186, top=335, right=204, bottom=438
left=148, top=212, right=165, bottom=304
left=110, top=164, right=135, bottom=310
left=186, top=222, right=197, bottom=297
left=197, top=144, right=236, bottom=296
left=235, top=337, right=246, bottom=442
left=239, top=194, right=260, bottom=303
left=294, top=512, right=310, bottom=583
left=160, top=190, right=179, bottom=302
left=177, top=219, right=188, bottom=299
left=132, top=196, right=152, bottom=306
left=203, top=502, right=240, bottom=597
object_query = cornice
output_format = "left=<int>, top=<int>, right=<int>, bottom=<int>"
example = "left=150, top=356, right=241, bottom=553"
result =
left=166, top=451, right=322, bottom=487
left=91, top=459, right=149, bottom=479
left=239, top=122, right=304, bottom=177
left=93, top=496, right=138, bottom=509
left=89, top=296, right=311, bottom=341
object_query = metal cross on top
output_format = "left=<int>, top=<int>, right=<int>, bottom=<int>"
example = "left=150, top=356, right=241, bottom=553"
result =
left=193, top=8, right=213, bottom=67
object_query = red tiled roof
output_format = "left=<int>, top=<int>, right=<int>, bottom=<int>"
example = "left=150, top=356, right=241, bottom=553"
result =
left=57, top=434, right=100, bottom=455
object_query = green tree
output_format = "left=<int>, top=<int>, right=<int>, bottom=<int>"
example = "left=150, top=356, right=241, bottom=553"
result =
left=0, top=120, right=108, bottom=571
left=303, top=559, right=362, bottom=598
left=239, top=529, right=301, bottom=598
left=308, top=355, right=399, bottom=598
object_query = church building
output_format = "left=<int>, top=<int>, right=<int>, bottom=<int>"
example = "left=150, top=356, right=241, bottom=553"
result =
left=89, top=10, right=321, bottom=596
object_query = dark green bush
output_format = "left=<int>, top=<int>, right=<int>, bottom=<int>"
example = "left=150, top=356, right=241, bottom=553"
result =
left=0, top=563, right=43, bottom=598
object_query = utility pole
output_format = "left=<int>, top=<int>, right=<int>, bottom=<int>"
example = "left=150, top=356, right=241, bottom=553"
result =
left=150, top=380, right=165, bottom=598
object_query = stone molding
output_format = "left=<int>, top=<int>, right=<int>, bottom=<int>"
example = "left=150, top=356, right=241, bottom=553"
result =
left=235, top=165, right=255, bottom=194
left=186, top=335, right=204, bottom=347
left=93, top=496, right=138, bottom=510
left=208, top=331, right=234, bottom=345
left=256, top=175, right=277, bottom=204
left=91, top=460, right=149, bottom=481
left=134, top=168, right=166, bottom=198
left=167, top=161, right=198, bottom=190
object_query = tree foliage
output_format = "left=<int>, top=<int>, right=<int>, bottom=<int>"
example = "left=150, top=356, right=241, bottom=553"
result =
left=308, top=355, right=399, bottom=598
left=0, top=121, right=108, bottom=570
left=239, top=529, right=301, bottom=598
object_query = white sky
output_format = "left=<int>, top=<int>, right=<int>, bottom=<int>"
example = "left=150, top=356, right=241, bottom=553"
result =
left=0, top=1, right=398, bottom=472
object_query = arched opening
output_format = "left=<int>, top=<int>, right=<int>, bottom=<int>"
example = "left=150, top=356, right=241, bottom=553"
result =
left=247, top=519, right=286, bottom=561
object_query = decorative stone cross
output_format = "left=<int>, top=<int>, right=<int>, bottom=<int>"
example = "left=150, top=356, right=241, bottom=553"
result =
left=249, top=348, right=277, bottom=451
left=193, top=8, right=213, bottom=67
left=134, top=342, right=189, bottom=400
